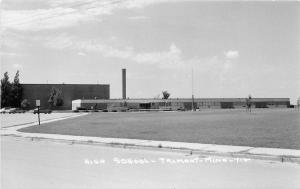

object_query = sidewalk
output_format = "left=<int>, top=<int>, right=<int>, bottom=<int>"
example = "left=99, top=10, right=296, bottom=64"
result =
left=1, top=113, right=300, bottom=163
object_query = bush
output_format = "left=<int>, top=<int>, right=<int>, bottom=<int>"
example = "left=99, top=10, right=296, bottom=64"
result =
left=21, top=99, right=30, bottom=110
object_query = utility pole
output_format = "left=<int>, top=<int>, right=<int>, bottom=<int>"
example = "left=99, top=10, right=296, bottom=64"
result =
left=191, top=68, right=195, bottom=111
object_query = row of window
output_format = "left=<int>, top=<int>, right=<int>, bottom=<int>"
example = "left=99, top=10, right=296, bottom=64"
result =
left=84, top=101, right=288, bottom=108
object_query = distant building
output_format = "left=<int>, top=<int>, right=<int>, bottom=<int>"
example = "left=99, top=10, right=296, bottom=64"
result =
left=72, top=98, right=290, bottom=111
left=22, top=84, right=110, bottom=110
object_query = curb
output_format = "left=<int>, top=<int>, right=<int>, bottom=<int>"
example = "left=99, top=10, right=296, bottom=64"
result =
left=33, top=137, right=300, bottom=163
left=2, top=134, right=299, bottom=164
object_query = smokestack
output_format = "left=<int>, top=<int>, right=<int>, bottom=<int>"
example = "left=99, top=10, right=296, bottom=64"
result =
left=122, top=68, right=126, bottom=99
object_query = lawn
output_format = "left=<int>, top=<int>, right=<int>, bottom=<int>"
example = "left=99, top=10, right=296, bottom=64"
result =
left=19, top=109, right=300, bottom=149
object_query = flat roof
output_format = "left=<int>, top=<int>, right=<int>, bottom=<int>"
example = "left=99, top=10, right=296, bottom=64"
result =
left=73, top=98, right=290, bottom=103
left=21, top=83, right=110, bottom=86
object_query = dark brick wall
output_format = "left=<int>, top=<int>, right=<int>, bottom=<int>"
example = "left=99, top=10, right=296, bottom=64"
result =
left=22, top=84, right=109, bottom=110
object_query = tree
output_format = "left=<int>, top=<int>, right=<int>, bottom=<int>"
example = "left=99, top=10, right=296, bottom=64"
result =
left=162, top=90, right=171, bottom=109
left=1, top=72, right=11, bottom=107
left=21, top=99, right=30, bottom=110
left=11, top=70, right=23, bottom=107
left=162, top=91, right=170, bottom=100
left=246, top=95, right=252, bottom=112
left=48, top=87, right=63, bottom=108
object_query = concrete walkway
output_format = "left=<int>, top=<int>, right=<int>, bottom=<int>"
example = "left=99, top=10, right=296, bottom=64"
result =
left=1, top=113, right=300, bottom=163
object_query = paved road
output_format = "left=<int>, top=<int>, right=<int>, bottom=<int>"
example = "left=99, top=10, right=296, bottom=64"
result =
left=1, top=136, right=300, bottom=189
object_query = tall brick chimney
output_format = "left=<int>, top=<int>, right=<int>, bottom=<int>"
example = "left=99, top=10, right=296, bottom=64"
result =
left=122, top=68, right=126, bottom=99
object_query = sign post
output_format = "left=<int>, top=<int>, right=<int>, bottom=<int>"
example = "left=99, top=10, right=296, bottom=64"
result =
left=36, top=100, right=40, bottom=125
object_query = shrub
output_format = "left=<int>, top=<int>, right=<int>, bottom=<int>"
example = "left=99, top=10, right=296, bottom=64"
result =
left=21, top=99, right=30, bottom=110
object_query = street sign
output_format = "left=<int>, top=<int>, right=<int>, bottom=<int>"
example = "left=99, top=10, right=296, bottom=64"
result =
left=36, top=100, right=40, bottom=107
left=36, top=100, right=41, bottom=125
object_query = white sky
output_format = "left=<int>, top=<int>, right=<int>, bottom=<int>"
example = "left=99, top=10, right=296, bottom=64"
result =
left=1, top=0, right=299, bottom=103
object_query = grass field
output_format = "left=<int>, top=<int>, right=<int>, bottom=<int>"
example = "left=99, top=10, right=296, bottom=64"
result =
left=19, top=109, right=300, bottom=149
